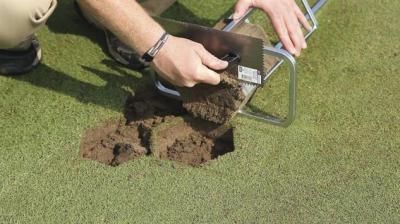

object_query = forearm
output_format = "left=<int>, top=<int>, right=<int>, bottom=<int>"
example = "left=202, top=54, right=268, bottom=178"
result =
left=78, top=0, right=164, bottom=55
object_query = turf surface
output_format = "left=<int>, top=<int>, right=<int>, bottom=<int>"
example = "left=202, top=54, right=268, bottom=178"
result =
left=1, top=0, right=399, bottom=223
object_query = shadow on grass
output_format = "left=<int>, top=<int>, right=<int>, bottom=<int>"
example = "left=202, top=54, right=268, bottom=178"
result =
left=161, top=2, right=232, bottom=26
left=13, top=59, right=151, bottom=112
left=46, top=0, right=108, bottom=53
left=11, top=0, right=237, bottom=111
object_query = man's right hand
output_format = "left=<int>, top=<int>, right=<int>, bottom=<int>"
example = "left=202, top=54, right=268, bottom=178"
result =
left=151, top=36, right=228, bottom=87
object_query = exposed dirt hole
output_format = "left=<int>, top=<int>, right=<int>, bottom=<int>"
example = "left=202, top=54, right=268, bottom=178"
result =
left=151, top=116, right=234, bottom=166
left=80, top=80, right=238, bottom=167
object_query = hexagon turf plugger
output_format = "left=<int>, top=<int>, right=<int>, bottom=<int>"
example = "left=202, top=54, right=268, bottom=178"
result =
left=151, top=0, right=328, bottom=127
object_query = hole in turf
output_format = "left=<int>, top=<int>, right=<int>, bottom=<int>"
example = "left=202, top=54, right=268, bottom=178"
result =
left=80, top=87, right=235, bottom=167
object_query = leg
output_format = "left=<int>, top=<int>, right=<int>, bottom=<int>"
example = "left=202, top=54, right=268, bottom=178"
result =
left=0, top=0, right=57, bottom=75
left=0, top=0, right=57, bottom=50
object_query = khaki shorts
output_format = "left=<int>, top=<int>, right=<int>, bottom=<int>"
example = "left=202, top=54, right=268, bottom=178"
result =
left=0, top=0, right=57, bottom=50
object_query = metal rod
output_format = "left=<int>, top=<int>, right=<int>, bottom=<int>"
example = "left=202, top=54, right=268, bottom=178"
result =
left=222, top=8, right=254, bottom=32
left=307, top=0, right=328, bottom=20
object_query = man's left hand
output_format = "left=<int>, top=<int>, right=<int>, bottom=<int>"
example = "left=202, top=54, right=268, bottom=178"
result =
left=234, top=0, right=311, bottom=57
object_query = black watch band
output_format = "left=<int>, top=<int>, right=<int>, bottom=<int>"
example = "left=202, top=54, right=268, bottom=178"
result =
left=140, top=32, right=169, bottom=65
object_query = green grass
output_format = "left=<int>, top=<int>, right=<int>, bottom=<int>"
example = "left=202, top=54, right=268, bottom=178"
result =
left=1, top=0, right=399, bottom=223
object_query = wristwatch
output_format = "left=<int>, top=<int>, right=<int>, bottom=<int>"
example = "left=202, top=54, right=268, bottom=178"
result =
left=139, top=32, right=169, bottom=66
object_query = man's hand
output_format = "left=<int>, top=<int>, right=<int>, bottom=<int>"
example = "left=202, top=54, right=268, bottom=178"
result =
left=234, top=0, right=311, bottom=56
left=152, top=36, right=228, bottom=87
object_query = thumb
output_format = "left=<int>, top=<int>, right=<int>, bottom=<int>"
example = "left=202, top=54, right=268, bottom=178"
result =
left=233, top=0, right=252, bottom=20
left=195, top=46, right=228, bottom=70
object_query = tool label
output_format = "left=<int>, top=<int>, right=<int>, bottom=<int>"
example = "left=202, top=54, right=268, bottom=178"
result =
left=238, top=66, right=262, bottom=85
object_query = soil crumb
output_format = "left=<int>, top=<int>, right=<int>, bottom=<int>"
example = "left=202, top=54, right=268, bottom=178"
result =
left=178, top=72, right=245, bottom=124
left=80, top=87, right=235, bottom=167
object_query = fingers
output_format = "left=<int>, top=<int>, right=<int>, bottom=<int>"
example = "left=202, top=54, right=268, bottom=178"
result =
left=261, top=0, right=310, bottom=57
left=233, top=0, right=252, bottom=20
left=270, top=15, right=297, bottom=55
left=284, top=11, right=306, bottom=55
left=152, top=36, right=223, bottom=87
left=180, top=67, right=220, bottom=87
left=195, top=44, right=228, bottom=70
left=270, top=8, right=308, bottom=56
left=194, top=65, right=221, bottom=86
left=192, top=45, right=225, bottom=85
left=294, top=4, right=312, bottom=31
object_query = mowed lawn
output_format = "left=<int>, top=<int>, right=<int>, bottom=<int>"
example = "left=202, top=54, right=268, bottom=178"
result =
left=1, top=0, right=399, bottom=223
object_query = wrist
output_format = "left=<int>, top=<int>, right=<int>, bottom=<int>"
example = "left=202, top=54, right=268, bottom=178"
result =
left=139, top=31, right=170, bottom=65
left=137, top=27, right=165, bottom=55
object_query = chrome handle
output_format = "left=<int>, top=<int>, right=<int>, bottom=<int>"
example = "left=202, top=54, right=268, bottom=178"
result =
left=222, top=8, right=255, bottom=32
left=266, top=0, right=321, bottom=81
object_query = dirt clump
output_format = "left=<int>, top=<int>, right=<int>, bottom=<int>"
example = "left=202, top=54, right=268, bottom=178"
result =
left=80, top=119, right=148, bottom=166
left=178, top=72, right=245, bottom=124
left=80, top=86, right=235, bottom=167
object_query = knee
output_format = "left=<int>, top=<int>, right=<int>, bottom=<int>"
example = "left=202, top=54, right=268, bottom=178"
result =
left=6, top=0, right=58, bottom=26
left=30, top=0, right=58, bottom=25
left=0, top=0, right=57, bottom=49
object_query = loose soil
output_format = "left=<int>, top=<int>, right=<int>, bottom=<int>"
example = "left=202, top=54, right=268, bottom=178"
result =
left=80, top=87, right=235, bottom=167
left=178, top=72, right=245, bottom=124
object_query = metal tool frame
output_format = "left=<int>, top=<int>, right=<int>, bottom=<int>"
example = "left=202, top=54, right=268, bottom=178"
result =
left=153, top=0, right=327, bottom=127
